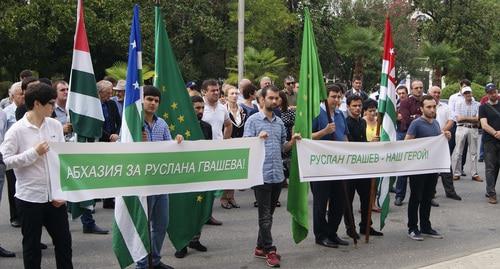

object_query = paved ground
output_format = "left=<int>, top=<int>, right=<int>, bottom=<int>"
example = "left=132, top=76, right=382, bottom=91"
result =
left=1, top=161, right=499, bottom=269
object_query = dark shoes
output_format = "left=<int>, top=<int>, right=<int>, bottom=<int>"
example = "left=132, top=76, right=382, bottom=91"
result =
left=330, top=236, right=349, bottom=246
left=206, top=216, right=222, bottom=226
left=10, top=220, right=21, bottom=228
left=315, top=238, right=338, bottom=248
left=174, top=247, right=187, bottom=258
left=188, top=241, right=207, bottom=252
left=360, top=228, right=384, bottom=236
left=40, top=243, right=48, bottom=250
left=446, top=193, right=462, bottom=201
left=153, top=261, right=174, bottom=269
left=0, top=246, right=15, bottom=257
left=431, top=199, right=439, bottom=207
left=394, top=197, right=403, bottom=206
left=83, top=224, right=109, bottom=234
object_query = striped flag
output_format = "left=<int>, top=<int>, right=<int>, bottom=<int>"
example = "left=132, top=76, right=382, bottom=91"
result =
left=377, top=16, right=397, bottom=230
left=111, top=5, right=150, bottom=268
left=67, top=0, right=104, bottom=139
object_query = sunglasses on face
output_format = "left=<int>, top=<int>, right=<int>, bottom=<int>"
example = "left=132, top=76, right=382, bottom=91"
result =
left=286, top=82, right=295, bottom=86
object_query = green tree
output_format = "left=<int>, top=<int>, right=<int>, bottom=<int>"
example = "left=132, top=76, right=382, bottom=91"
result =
left=105, top=62, right=155, bottom=81
left=420, top=41, right=461, bottom=87
left=225, top=47, right=287, bottom=85
left=336, top=25, right=381, bottom=80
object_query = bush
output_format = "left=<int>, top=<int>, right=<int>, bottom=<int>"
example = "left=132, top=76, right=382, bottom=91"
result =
left=0, top=81, right=13, bottom=99
left=441, top=82, right=484, bottom=100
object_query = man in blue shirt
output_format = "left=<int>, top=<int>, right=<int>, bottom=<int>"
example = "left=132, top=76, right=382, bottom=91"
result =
left=310, top=84, right=351, bottom=248
left=405, top=95, right=451, bottom=241
left=136, top=85, right=182, bottom=269
left=244, top=85, right=300, bottom=268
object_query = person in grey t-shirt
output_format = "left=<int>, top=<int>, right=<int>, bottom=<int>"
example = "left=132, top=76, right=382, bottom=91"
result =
left=405, top=95, right=451, bottom=241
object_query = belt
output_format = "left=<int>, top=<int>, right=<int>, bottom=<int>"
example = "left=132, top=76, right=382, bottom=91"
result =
left=457, top=124, right=479, bottom=129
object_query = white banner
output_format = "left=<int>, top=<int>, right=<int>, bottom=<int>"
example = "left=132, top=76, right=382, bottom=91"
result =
left=296, top=135, right=451, bottom=182
left=47, top=137, right=264, bottom=202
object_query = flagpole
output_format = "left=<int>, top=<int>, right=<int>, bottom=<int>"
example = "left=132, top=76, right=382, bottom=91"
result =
left=324, top=100, right=357, bottom=246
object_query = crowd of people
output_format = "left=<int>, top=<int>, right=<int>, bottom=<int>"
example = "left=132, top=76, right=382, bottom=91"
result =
left=0, top=69, right=498, bottom=268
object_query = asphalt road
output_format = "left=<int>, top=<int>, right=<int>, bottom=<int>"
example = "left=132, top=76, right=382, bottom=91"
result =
left=1, top=161, right=499, bottom=269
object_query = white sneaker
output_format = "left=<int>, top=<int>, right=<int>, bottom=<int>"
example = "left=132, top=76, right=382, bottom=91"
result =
left=408, top=230, right=424, bottom=241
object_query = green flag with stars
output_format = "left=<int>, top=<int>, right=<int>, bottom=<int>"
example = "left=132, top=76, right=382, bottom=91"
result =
left=154, top=5, right=214, bottom=251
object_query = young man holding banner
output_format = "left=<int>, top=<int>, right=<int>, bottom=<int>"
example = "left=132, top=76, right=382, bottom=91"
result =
left=244, top=85, right=300, bottom=268
left=136, top=85, right=182, bottom=269
left=1, top=83, right=73, bottom=268
left=405, top=95, right=451, bottom=241
left=311, top=84, right=350, bottom=247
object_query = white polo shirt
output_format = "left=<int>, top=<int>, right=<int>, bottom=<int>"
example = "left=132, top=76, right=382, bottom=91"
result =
left=202, top=101, right=229, bottom=140
left=1, top=115, right=64, bottom=203
left=436, top=101, right=452, bottom=130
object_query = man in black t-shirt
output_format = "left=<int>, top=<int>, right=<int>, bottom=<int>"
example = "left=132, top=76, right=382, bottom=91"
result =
left=478, top=83, right=500, bottom=204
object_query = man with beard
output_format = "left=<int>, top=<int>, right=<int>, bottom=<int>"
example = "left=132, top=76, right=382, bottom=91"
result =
left=244, top=85, right=300, bottom=268
left=405, top=95, right=451, bottom=241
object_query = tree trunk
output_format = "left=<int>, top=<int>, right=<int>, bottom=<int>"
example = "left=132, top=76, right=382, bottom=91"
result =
left=433, top=66, right=442, bottom=88
left=354, top=56, right=364, bottom=80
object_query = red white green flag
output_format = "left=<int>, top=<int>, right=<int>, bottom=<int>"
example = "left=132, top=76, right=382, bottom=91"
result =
left=67, top=0, right=104, bottom=140
left=377, top=16, right=397, bottom=230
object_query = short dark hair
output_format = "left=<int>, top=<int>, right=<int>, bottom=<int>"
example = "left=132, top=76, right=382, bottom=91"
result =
left=352, top=75, right=362, bottom=82
left=278, top=90, right=288, bottom=111
left=201, top=79, right=219, bottom=92
left=326, top=84, right=342, bottom=95
left=241, top=83, right=258, bottom=99
left=420, top=95, right=435, bottom=107
left=459, top=79, right=471, bottom=87
left=347, top=94, right=363, bottom=106
left=22, top=77, right=38, bottom=91
left=103, top=76, right=117, bottom=86
left=19, top=69, right=33, bottom=80
left=396, top=85, right=408, bottom=94
left=191, top=95, right=204, bottom=104
left=25, top=83, right=56, bottom=110
left=261, top=85, right=280, bottom=98
left=143, top=85, right=161, bottom=102
left=363, top=98, right=378, bottom=110
left=39, top=78, right=52, bottom=86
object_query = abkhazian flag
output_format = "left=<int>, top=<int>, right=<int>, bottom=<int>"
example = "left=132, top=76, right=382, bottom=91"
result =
left=112, top=5, right=150, bottom=269
left=287, top=8, right=327, bottom=243
left=377, top=16, right=397, bottom=230
left=67, top=0, right=104, bottom=140
left=66, top=0, right=104, bottom=221
left=154, top=4, right=214, bottom=251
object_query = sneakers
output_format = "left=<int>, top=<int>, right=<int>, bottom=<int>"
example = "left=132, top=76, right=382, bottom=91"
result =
left=265, top=251, right=281, bottom=267
left=421, top=228, right=444, bottom=239
left=255, top=248, right=281, bottom=267
left=394, top=197, right=403, bottom=206
left=408, top=229, right=424, bottom=241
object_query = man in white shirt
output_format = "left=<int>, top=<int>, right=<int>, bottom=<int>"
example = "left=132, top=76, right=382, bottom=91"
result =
left=429, top=86, right=461, bottom=200
left=1, top=83, right=72, bottom=268
left=201, top=79, right=232, bottom=225
left=452, top=86, right=481, bottom=182
left=3, top=82, right=23, bottom=130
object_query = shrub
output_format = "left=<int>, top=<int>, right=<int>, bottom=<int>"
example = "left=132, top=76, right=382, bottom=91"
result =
left=441, top=82, right=484, bottom=100
left=0, top=81, right=13, bottom=99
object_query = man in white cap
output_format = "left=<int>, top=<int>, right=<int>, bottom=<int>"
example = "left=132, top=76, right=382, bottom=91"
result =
left=451, top=86, right=481, bottom=182
left=111, top=79, right=125, bottom=118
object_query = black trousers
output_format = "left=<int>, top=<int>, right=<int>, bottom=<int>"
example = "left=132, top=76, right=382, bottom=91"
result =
left=407, top=174, right=438, bottom=232
left=310, top=180, right=346, bottom=240
left=6, top=169, right=18, bottom=222
left=16, top=198, right=73, bottom=269
left=253, top=183, right=282, bottom=252
left=345, top=179, right=371, bottom=231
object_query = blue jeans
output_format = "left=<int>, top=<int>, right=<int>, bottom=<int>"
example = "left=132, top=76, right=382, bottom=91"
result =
left=395, top=131, right=408, bottom=200
left=136, top=194, right=169, bottom=269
